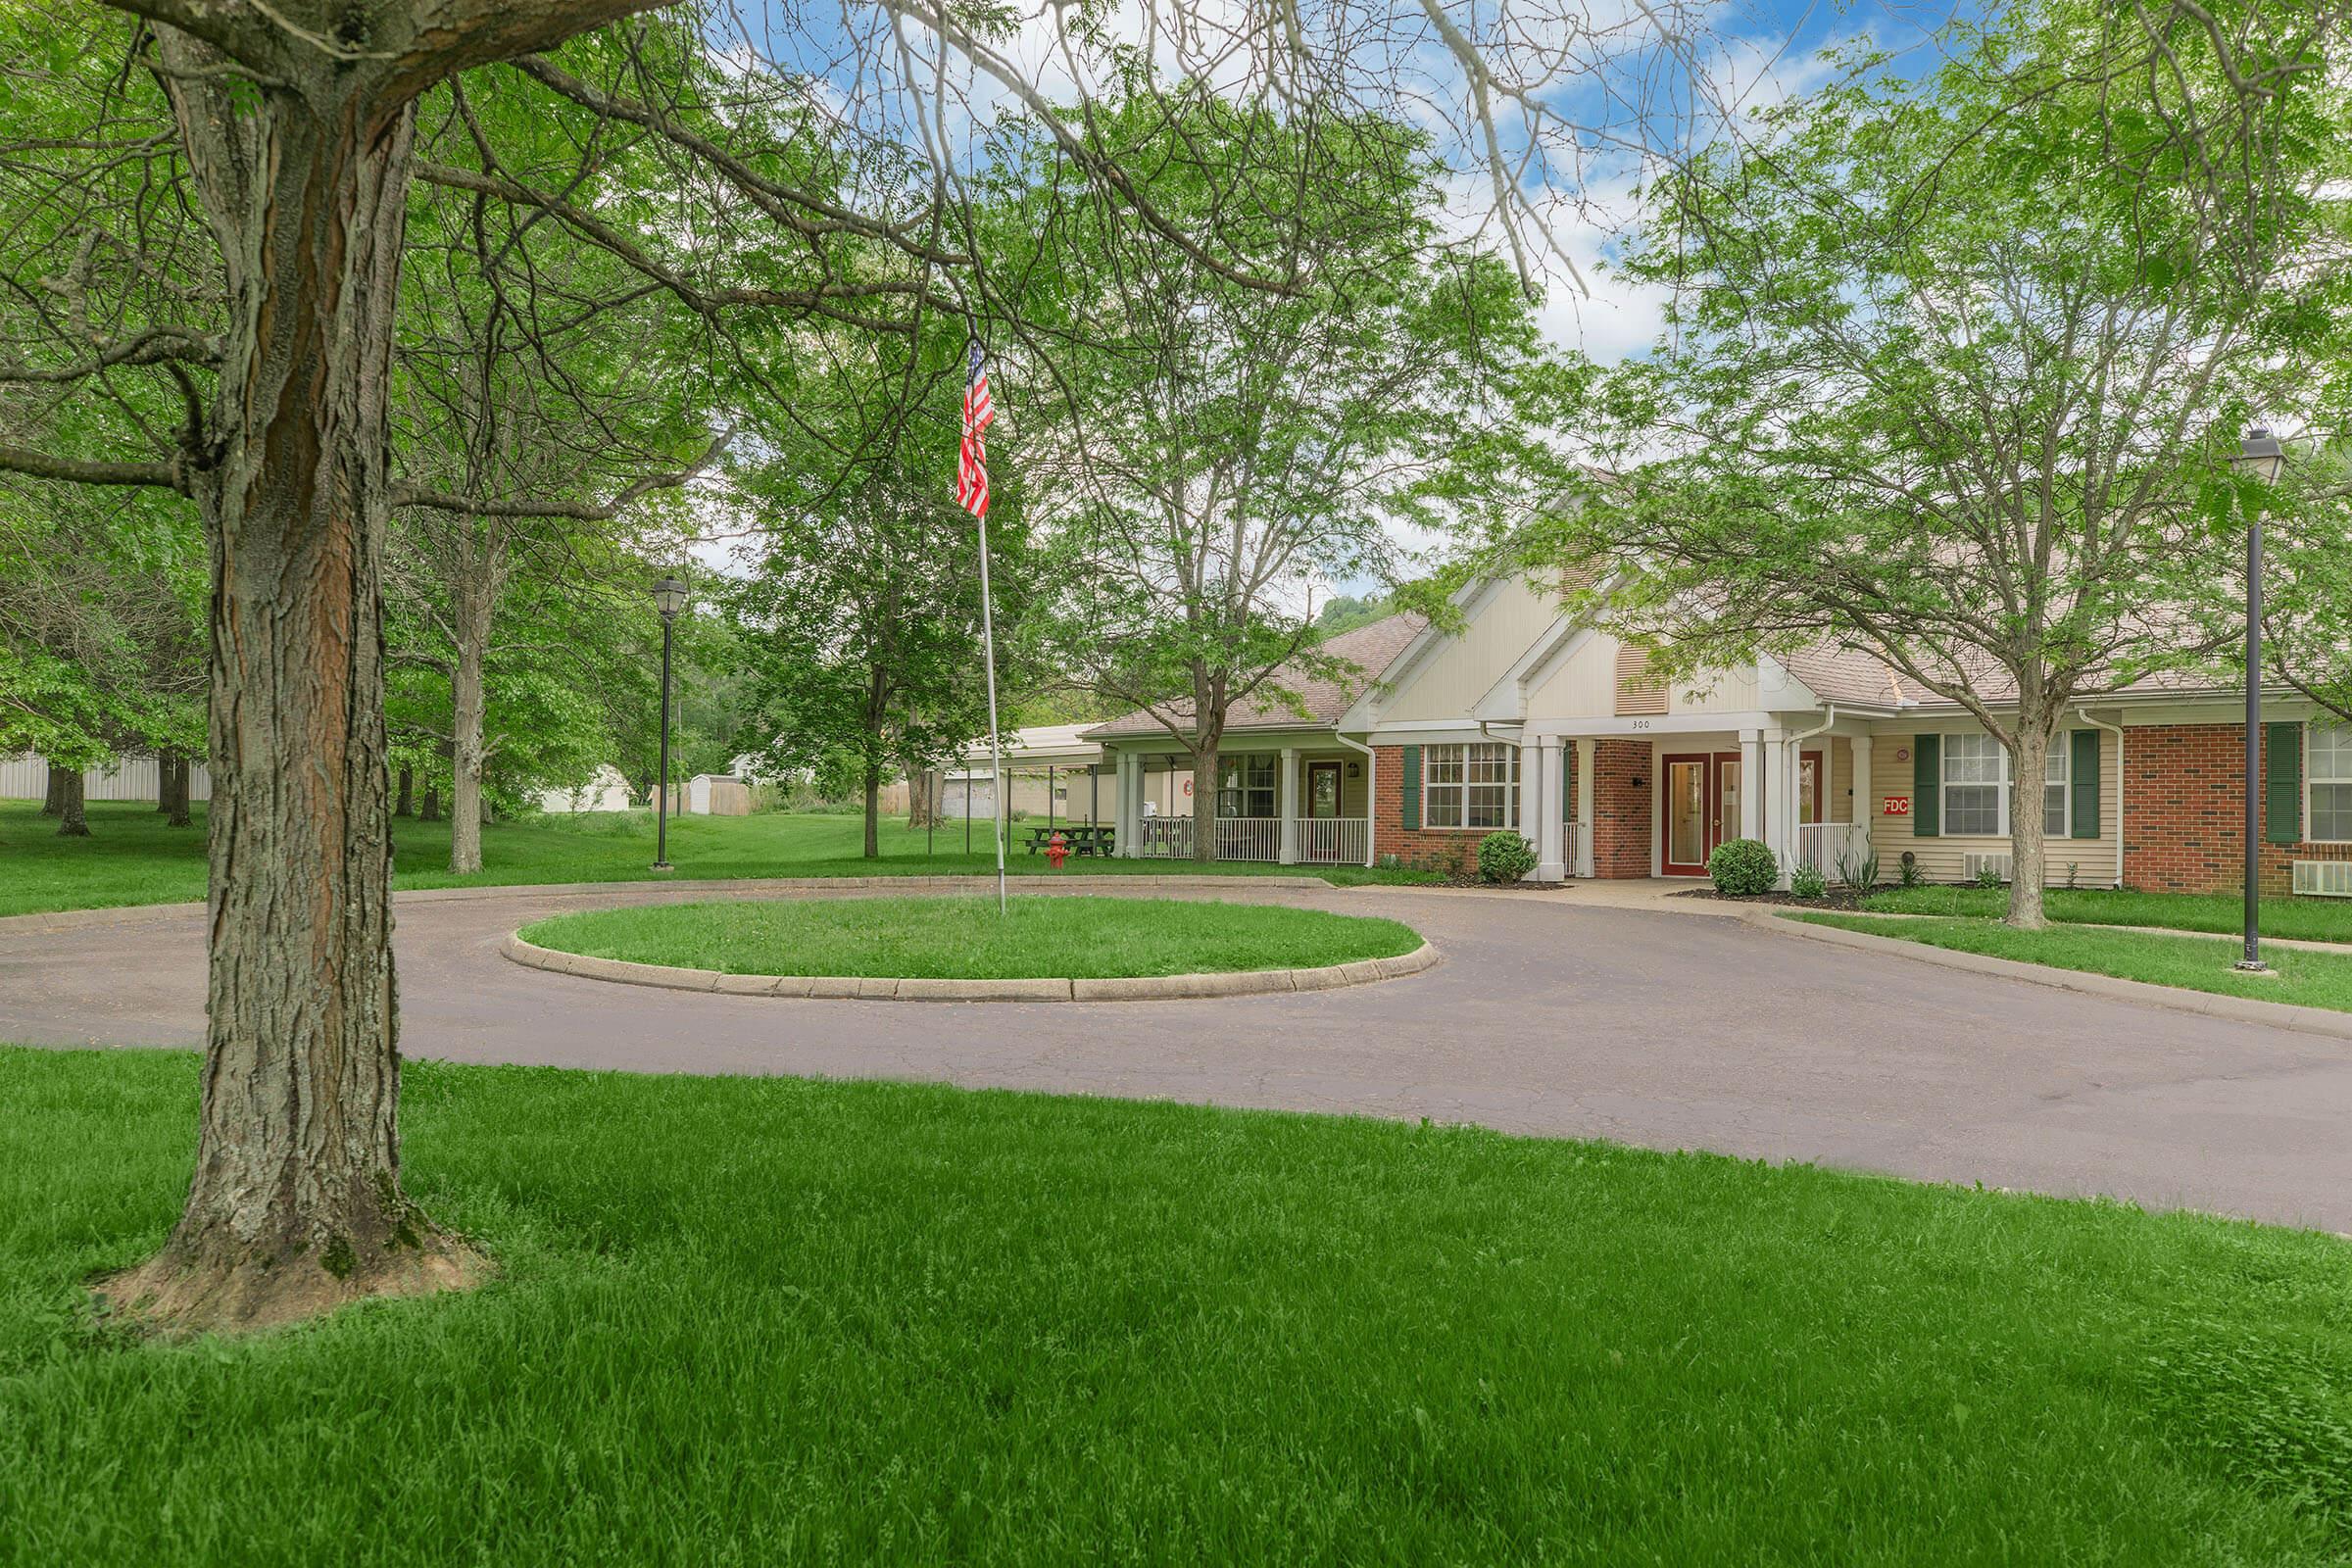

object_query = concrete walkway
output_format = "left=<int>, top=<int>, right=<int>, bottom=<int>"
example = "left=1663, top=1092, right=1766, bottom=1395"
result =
left=7, top=878, right=2352, bottom=1232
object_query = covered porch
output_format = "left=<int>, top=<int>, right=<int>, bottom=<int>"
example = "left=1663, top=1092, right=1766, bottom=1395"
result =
left=1102, top=735, right=1375, bottom=866
left=1528, top=721, right=1877, bottom=886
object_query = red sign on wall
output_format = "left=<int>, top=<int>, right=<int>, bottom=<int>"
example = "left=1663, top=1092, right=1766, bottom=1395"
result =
left=1883, top=796, right=1912, bottom=817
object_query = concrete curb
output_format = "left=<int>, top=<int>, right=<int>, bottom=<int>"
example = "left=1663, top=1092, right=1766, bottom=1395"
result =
left=1758, top=907, right=2352, bottom=1045
left=499, top=931, right=1439, bottom=1004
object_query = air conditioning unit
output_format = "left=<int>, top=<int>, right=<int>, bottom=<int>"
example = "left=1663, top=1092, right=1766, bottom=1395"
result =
left=2293, top=860, right=2352, bottom=898
left=1963, top=852, right=2013, bottom=884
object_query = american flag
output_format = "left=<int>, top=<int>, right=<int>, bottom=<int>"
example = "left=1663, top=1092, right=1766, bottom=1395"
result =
left=956, top=339, right=994, bottom=519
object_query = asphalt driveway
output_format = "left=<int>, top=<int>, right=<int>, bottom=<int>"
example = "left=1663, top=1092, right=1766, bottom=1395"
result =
left=5, top=880, right=2350, bottom=1231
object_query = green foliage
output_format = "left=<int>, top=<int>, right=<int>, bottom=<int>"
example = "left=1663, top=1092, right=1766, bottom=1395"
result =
left=1475, top=831, right=1538, bottom=884
left=1708, top=838, right=1778, bottom=898
left=1897, top=854, right=1927, bottom=889
left=1975, top=861, right=2006, bottom=891
left=1834, top=845, right=1881, bottom=890
left=1788, top=862, right=1829, bottom=901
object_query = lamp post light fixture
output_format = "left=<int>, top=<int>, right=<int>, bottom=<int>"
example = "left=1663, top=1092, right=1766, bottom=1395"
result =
left=651, top=574, right=689, bottom=872
left=2230, top=427, right=2285, bottom=972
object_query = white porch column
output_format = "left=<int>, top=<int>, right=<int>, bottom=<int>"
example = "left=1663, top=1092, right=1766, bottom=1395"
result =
left=1739, top=729, right=1764, bottom=844
left=1278, top=747, right=1300, bottom=863
left=1759, top=733, right=1792, bottom=887
left=1115, top=751, right=1139, bottom=857
left=1848, top=733, right=1874, bottom=826
left=1534, top=740, right=1566, bottom=882
left=1574, top=738, right=1597, bottom=877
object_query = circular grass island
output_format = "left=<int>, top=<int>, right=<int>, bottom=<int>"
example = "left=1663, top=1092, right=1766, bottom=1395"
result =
left=512, top=894, right=1432, bottom=1002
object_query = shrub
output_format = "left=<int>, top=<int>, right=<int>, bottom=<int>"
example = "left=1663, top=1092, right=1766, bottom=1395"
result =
left=1708, top=837, right=1778, bottom=898
left=1897, top=852, right=1924, bottom=888
left=1835, top=845, right=1881, bottom=890
left=1973, top=859, right=2004, bottom=890
left=1476, top=831, right=1539, bottom=884
left=1789, top=862, right=1829, bottom=900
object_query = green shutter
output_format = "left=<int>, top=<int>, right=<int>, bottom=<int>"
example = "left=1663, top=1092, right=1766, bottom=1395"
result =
left=1400, top=745, right=1422, bottom=831
left=1561, top=745, right=1577, bottom=822
left=1911, top=735, right=1939, bottom=838
left=2267, top=721, right=2303, bottom=845
left=2070, top=729, right=2100, bottom=839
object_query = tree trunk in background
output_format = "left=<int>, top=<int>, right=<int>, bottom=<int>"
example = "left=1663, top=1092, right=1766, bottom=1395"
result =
left=165, top=756, right=193, bottom=828
left=157, top=756, right=173, bottom=812
left=446, top=556, right=492, bottom=874
left=394, top=764, right=414, bottom=818
left=98, top=64, right=478, bottom=1334
left=864, top=763, right=882, bottom=858
left=40, top=761, right=66, bottom=816
left=2006, top=712, right=2054, bottom=931
left=420, top=782, right=442, bottom=821
left=54, top=770, right=88, bottom=837
left=1191, top=736, right=1221, bottom=862
left=906, top=769, right=941, bottom=831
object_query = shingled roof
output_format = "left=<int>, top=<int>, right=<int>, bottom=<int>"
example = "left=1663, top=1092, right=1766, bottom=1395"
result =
left=1083, top=612, right=1429, bottom=739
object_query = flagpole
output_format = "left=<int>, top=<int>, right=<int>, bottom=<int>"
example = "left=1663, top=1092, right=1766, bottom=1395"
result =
left=975, top=503, right=1006, bottom=916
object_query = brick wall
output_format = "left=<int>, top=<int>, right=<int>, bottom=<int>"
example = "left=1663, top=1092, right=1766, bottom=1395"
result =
left=1591, top=738, right=1653, bottom=878
left=2123, top=722, right=2352, bottom=894
left=1369, top=745, right=1483, bottom=874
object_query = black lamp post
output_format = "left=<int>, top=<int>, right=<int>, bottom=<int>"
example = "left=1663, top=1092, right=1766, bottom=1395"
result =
left=2230, top=427, right=2285, bottom=972
left=652, top=574, right=689, bottom=871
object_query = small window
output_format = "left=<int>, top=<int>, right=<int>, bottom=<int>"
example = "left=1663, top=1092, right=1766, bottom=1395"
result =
left=2042, top=744, right=2069, bottom=838
left=2313, top=724, right=2352, bottom=843
left=1215, top=754, right=1277, bottom=819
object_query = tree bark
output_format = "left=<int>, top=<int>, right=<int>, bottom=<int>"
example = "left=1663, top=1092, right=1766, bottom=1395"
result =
left=40, top=760, right=66, bottom=816
left=98, top=63, right=479, bottom=1334
left=863, top=762, right=882, bottom=858
left=157, top=756, right=173, bottom=813
left=54, top=769, right=89, bottom=838
left=394, top=763, right=414, bottom=818
left=1191, top=733, right=1222, bottom=863
left=448, top=569, right=492, bottom=874
left=2006, top=716, right=2053, bottom=930
left=420, top=782, right=442, bottom=821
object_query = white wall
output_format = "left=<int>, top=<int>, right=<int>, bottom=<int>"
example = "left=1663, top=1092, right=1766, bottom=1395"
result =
left=0, top=753, right=214, bottom=804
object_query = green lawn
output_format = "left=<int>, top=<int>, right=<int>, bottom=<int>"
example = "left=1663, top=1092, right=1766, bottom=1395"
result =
left=8, top=1046, right=2352, bottom=1563
left=1859, top=883, right=2352, bottom=944
left=1798, top=912, right=2352, bottom=1012
left=0, top=801, right=1435, bottom=918
left=521, top=895, right=1423, bottom=979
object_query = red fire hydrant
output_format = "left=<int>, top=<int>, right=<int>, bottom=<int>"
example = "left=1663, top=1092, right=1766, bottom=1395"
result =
left=1044, top=831, right=1070, bottom=870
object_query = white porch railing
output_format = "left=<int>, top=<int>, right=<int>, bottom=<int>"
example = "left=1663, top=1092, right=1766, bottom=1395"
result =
left=1568, top=819, right=1593, bottom=877
left=1297, top=818, right=1368, bottom=865
left=1795, top=821, right=1872, bottom=881
left=1131, top=815, right=1366, bottom=864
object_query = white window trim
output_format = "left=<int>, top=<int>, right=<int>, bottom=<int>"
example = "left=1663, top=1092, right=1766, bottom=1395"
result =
left=1422, top=742, right=1520, bottom=832
left=2306, top=721, right=2352, bottom=845
left=1938, top=733, right=2069, bottom=839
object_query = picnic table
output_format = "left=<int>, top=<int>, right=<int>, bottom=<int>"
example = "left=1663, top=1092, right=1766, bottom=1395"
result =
left=1021, top=823, right=1114, bottom=856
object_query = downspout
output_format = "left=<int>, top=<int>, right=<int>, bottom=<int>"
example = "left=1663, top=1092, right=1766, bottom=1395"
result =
left=1333, top=732, right=1376, bottom=867
left=2077, top=707, right=2126, bottom=889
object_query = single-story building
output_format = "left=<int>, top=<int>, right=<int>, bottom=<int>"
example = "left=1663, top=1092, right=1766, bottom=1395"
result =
left=537, top=764, right=636, bottom=814
left=944, top=723, right=1190, bottom=824
left=654, top=773, right=753, bottom=816
left=1079, top=577, right=2349, bottom=894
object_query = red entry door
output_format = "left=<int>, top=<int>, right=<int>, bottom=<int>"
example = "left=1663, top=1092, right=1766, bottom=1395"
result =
left=1660, top=752, right=1743, bottom=876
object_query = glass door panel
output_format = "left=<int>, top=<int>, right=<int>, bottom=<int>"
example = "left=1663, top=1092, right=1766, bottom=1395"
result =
left=1668, top=760, right=1706, bottom=868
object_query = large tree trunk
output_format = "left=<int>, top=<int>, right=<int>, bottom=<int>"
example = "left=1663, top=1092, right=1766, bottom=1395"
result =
left=864, top=762, right=882, bottom=858
left=2006, top=717, right=2053, bottom=930
left=100, top=65, right=478, bottom=1334
left=394, top=763, right=414, bottom=818
left=40, top=760, right=66, bottom=816
left=54, top=769, right=89, bottom=838
left=420, top=781, right=442, bottom=821
left=1192, top=733, right=1222, bottom=863
left=448, top=571, right=491, bottom=875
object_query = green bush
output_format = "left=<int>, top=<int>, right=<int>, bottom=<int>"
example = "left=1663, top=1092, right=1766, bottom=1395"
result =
left=1708, top=837, right=1779, bottom=898
left=1789, top=862, right=1829, bottom=900
left=1476, top=831, right=1539, bottom=884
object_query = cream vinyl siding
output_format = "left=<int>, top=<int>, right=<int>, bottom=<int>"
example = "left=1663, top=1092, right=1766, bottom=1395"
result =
left=1526, top=633, right=1767, bottom=723
left=1865, top=723, right=2120, bottom=884
left=1827, top=737, right=1854, bottom=822
left=1377, top=579, right=1558, bottom=723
